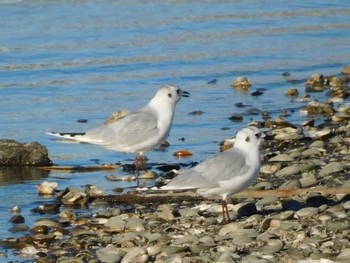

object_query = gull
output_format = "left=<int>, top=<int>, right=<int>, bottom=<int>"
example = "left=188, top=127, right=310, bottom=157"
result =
left=161, top=126, right=263, bottom=223
left=46, top=84, right=190, bottom=177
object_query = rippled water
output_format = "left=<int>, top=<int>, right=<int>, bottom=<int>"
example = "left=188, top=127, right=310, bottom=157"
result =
left=1, top=0, right=350, bottom=260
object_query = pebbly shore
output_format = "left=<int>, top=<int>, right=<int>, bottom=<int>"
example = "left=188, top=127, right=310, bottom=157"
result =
left=2, top=66, right=350, bottom=263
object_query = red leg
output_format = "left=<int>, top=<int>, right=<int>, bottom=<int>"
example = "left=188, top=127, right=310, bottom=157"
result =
left=222, top=200, right=231, bottom=224
left=134, top=156, right=141, bottom=176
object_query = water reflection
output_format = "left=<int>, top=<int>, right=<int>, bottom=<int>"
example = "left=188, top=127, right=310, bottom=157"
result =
left=0, top=167, right=50, bottom=185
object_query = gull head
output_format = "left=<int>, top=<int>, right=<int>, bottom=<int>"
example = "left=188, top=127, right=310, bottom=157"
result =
left=233, top=126, right=263, bottom=150
left=156, top=84, right=190, bottom=105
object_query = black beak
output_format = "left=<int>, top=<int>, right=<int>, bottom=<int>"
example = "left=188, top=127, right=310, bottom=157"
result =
left=180, top=90, right=190, bottom=98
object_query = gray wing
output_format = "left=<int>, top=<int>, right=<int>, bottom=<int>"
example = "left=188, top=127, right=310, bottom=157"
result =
left=84, top=109, right=158, bottom=150
left=166, top=149, right=250, bottom=190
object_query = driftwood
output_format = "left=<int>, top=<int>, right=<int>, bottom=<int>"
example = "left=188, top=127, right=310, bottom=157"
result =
left=39, top=164, right=119, bottom=172
left=90, top=187, right=350, bottom=205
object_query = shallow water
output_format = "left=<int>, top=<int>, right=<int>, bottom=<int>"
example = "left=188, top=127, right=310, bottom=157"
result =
left=1, top=0, right=350, bottom=260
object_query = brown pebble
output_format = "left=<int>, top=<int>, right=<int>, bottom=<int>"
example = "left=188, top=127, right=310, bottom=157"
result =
left=173, top=150, right=193, bottom=157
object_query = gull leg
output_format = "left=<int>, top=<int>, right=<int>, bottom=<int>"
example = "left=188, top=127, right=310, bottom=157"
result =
left=222, top=200, right=231, bottom=224
left=134, top=156, right=141, bottom=177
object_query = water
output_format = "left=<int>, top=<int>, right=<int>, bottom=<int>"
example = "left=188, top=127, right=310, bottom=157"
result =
left=1, top=0, right=350, bottom=260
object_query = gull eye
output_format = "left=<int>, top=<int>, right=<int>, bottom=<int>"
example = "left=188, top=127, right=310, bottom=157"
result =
left=255, top=133, right=260, bottom=139
left=245, top=136, right=250, bottom=142
left=168, top=93, right=172, bottom=98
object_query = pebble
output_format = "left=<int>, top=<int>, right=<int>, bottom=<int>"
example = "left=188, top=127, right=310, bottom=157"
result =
left=37, top=181, right=58, bottom=195
left=318, top=162, right=344, bottom=176
left=275, top=166, right=300, bottom=177
left=268, top=154, right=294, bottom=162
left=295, top=207, right=319, bottom=218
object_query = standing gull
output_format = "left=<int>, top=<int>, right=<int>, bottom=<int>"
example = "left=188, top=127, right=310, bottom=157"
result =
left=162, top=126, right=262, bottom=223
left=47, top=84, right=190, bottom=176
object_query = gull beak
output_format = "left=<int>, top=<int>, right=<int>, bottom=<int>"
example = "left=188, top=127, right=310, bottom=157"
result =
left=180, top=90, right=190, bottom=98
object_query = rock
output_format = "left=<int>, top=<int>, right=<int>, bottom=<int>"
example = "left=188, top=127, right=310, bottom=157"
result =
left=0, top=140, right=51, bottom=166
left=284, top=88, right=299, bottom=96
left=279, top=179, right=302, bottom=189
left=37, top=181, right=58, bottom=195
left=303, top=101, right=334, bottom=116
left=96, top=245, right=126, bottom=263
left=231, top=76, right=252, bottom=90
left=261, top=239, right=284, bottom=254
left=104, top=214, right=129, bottom=232
left=337, top=248, right=350, bottom=259
left=318, top=162, right=344, bottom=176
left=295, top=207, right=319, bottom=218
left=9, top=215, right=25, bottom=224
left=275, top=166, right=300, bottom=177
left=268, top=154, right=294, bottom=162
left=299, top=173, right=318, bottom=188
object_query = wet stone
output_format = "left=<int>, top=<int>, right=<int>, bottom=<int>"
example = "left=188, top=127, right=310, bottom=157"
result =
left=236, top=202, right=257, bottom=217
left=305, top=195, right=330, bottom=207
left=9, top=214, right=25, bottom=224
left=282, top=200, right=305, bottom=211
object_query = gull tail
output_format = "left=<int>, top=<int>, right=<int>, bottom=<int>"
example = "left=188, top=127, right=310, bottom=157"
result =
left=46, top=131, right=87, bottom=142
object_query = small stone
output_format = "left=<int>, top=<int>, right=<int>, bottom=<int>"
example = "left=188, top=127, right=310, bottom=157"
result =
left=147, top=245, right=161, bottom=257
left=125, top=218, right=146, bottom=232
left=156, top=204, right=175, bottom=221
left=218, top=222, right=242, bottom=236
left=37, top=181, right=58, bottom=195
left=301, top=148, right=322, bottom=157
left=229, top=114, right=243, bottom=122
left=276, top=166, right=300, bottom=177
left=9, top=215, right=25, bottom=224
left=8, top=225, right=30, bottom=233
left=295, top=207, right=319, bottom=218
left=268, top=154, right=294, bottom=162
left=235, top=202, right=257, bottom=217
left=284, top=88, right=299, bottom=96
left=139, top=170, right=158, bottom=179
left=256, top=196, right=279, bottom=207
left=337, top=248, right=350, bottom=259
left=261, top=239, right=284, bottom=254
left=282, top=200, right=304, bottom=211
left=279, top=179, right=301, bottom=189
left=161, top=246, right=187, bottom=256
left=299, top=173, right=318, bottom=188
left=318, top=162, right=344, bottom=176
left=104, top=214, right=129, bottom=232
left=231, top=76, right=252, bottom=90
left=96, top=245, right=126, bottom=263
left=305, top=195, right=329, bottom=207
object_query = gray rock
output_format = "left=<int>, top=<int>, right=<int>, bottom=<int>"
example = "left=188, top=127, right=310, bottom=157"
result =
left=301, top=148, right=322, bottom=157
left=96, top=245, right=126, bottom=263
left=105, top=214, right=129, bottom=232
left=319, top=162, right=344, bottom=176
left=268, top=154, right=294, bottom=162
left=337, top=248, right=350, bottom=259
left=295, top=207, right=319, bottom=218
left=299, top=173, right=318, bottom=187
left=261, top=238, right=284, bottom=255
left=0, top=140, right=51, bottom=166
left=279, top=179, right=302, bottom=189
left=121, top=247, right=148, bottom=263
left=275, top=166, right=300, bottom=177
